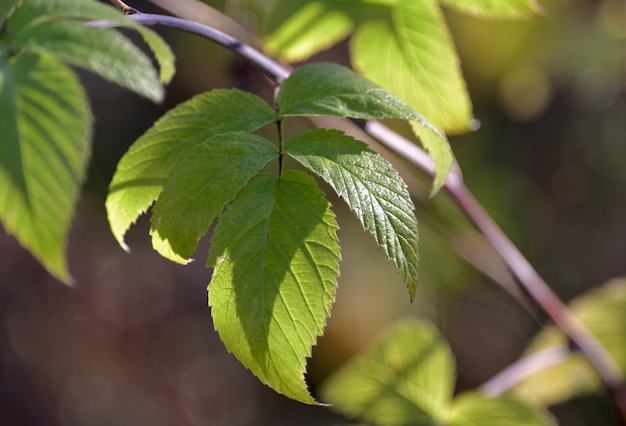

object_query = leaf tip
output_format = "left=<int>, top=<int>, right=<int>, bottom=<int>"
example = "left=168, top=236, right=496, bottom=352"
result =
left=120, top=240, right=131, bottom=253
left=469, top=118, right=481, bottom=131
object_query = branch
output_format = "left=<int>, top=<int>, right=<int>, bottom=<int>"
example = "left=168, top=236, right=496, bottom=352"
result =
left=108, top=6, right=625, bottom=420
left=479, top=345, right=570, bottom=397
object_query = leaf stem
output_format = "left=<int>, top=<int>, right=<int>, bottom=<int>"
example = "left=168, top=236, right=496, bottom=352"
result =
left=478, top=345, right=570, bottom=397
left=116, top=4, right=626, bottom=420
left=277, top=118, right=284, bottom=175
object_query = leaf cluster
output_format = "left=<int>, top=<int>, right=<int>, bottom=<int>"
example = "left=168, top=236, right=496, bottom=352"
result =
left=106, top=61, right=455, bottom=403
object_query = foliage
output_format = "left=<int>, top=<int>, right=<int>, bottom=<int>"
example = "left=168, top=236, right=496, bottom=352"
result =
left=106, top=61, right=455, bottom=403
left=512, top=279, right=626, bottom=406
left=0, top=0, right=173, bottom=281
left=322, top=320, right=555, bottom=425
left=3, top=0, right=626, bottom=424
left=261, top=0, right=543, bottom=134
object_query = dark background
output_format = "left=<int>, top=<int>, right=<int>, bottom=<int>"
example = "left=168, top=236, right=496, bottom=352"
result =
left=1, top=0, right=625, bottom=424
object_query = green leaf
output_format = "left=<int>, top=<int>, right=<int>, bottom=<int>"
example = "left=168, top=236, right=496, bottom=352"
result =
left=351, top=0, right=474, bottom=133
left=208, top=170, right=340, bottom=404
left=320, top=320, right=454, bottom=425
left=8, top=0, right=174, bottom=95
left=284, top=129, right=419, bottom=300
left=0, top=52, right=91, bottom=282
left=263, top=0, right=354, bottom=62
left=277, top=62, right=452, bottom=193
left=449, top=392, right=554, bottom=426
left=132, top=25, right=176, bottom=85
left=278, top=62, right=434, bottom=125
left=0, top=0, right=19, bottom=25
left=437, top=0, right=546, bottom=18
left=106, top=89, right=276, bottom=251
left=511, top=278, right=626, bottom=406
left=150, top=132, right=278, bottom=264
left=8, top=0, right=136, bottom=33
left=411, top=122, right=454, bottom=194
left=11, top=20, right=164, bottom=102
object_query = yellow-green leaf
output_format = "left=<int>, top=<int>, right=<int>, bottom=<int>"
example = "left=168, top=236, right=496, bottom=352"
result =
left=0, top=52, right=91, bottom=282
left=208, top=171, right=340, bottom=404
left=351, top=0, right=474, bottom=133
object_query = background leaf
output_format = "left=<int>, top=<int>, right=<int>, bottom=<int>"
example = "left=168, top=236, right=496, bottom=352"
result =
left=150, top=132, right=278, bottom=264
left=511, top=278, right=626, bottom=406
left=0, top=52, right=91, bottom=282
left=449, top=393, right=555, bottom=426
left=320, top=320, right=455, bottom=425
left=7, top=0, right=174, bottom=96
left=208, top=170, right=340, bottom=404
left=277, top=62, right=452, bottom=193
left=437, top=0, right=546, bottom=18
left=284, top=129, right=419, bottom=300
left=106, top=89, right=276, bottom=251
left=11, top=20, right=164, bottom=102
left=263, top=0, right=353, bottom=62
left=351, top=0, right=473, bottom=133
left=0, top=0, right=19, bottom=24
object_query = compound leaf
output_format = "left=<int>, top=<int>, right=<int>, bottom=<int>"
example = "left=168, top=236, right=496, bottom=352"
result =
left=321, top=320, right=455, bottom=425
left=277, top=62, right=452, bottom=194
left=437, top=0, right=546, bottom=18
left=351, top=0, right=473, bottom=133
left=284, top=129, right=419, bottom=300
left=106, top=89, right=276, bottom=252
left=150, top=132, right=278, bottom=264
left=208, top=170, right=340, bottom=404
left=0, top=51, right=91, bottom=282
left=449, top=393, right=555, bottom=426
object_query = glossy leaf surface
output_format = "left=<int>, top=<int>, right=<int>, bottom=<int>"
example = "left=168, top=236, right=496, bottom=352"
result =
left=284, top=129, right=419, bottom=300
left=277, top=62, right=452, bottom=193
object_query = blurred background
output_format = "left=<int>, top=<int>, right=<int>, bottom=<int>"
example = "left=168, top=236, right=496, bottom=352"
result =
left=1, top=0, right=625, bottom=424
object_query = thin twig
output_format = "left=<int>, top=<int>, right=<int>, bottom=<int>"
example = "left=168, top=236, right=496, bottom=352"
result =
left=108, top=6, right=625, bottom=420
left=109, top=0, right=138, bottom=15
left=479, top=345, right=570, bottom=397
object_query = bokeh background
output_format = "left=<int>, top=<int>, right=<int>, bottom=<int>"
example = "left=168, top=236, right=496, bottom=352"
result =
left=1, top=0, right=625, bottom=424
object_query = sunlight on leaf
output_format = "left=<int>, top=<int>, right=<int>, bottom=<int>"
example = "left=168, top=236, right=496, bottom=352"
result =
left=284, top=129, right=419, bottom=300
left=438, top=0, right=546, bottom=18
left=0, top=52, right=91, bottom=282
left=321, top=320, right=454, bottom=425
left=106, top=89, right=276, bottom=252
left=277, top=62, right=452, bottom=194
left=208, top=171, right=340, bottom=404
left=150, top=132, right=278, bottom=264
left=351, top=0, right=473, bottom=133
left=263, top=0, right=353, bottom=62
left=511, top=278, right=626, bottom=406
